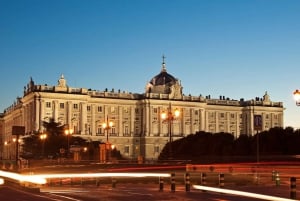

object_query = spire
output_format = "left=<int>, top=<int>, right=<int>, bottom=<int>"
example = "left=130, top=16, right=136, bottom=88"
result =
left=161, top=54, right=167, bottom=72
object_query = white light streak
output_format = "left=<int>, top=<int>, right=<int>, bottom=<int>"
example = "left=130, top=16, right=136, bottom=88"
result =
left=0, top=170, right=47, bottom=185
left=38, top=172, right=171, bottom=179
left=193, top=185, right=295, bottom=201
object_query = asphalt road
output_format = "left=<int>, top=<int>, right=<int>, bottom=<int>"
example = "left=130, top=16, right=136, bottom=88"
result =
left=40, top=183, right=295, bottom=201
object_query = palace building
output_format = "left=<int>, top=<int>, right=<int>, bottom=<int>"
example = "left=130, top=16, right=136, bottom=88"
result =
left=0, top=59, right=284, bottom=160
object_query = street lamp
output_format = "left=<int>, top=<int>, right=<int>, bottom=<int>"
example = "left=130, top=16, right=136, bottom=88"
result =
left=293, top=89, right=300, bottom=106
left=161, top=103, right=180, bottom=159
left=40, top=133, right=47, bottom=158
left=102, top=116, right=114, bottom=162
left=102, top=116, right=114, bottom=143
left=65, top=127, right=73, bottom=155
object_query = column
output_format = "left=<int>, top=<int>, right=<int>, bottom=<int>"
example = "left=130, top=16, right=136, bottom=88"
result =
left=227, top=112, right=230, bottom=132
left=215, top=111, right=219, bottom=133
left=80, top=102, right=87, bottom=134
left=190, top=108, right=194, bottom=134
left=91, top=104, right=96, bottom=136
left=40, top=100, right=45, bottom=128
left=35, top=97, right=40, bottom=131
left=53, top=100, right=59, bottom=122
left=200, top=109, right=205, bottom=131
left=181, top=108, right=186, bottom=135
left=130, top=106, right=135, bottom=136
left=67, top=101, right=72, bottom=126
left=236, top=112, right=240, bottom=138
left=118, top=106, right=123, bottom=136
left=144, top=102, right=150, bottom=136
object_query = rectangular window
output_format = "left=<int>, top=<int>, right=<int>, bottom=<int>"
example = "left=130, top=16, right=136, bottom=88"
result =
left=135, top=108, right=139, bottom=114
left=46, top=102, right=51, bottom=108
left=124, top=126, right=129, bottom=135
left=111, top=106, right=115, bottom=113
left=60, top=103, right=64, bottom=109
left=153, top=108, right=157, bottom=113
left=154, top=146, right=160, bottom=153
left=97, top=106, right=102, bottom=112
left=73, top=104, right=78, bottom=109
left=124, top=146, right=130, bottom=154
left=231, top=114, right=235, bottom=118
left=195, top=110, right=198, bottom=115
left=87, top=105, right=91, bottom=111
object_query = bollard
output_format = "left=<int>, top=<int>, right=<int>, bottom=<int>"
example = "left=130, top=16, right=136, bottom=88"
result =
left=112, top=177, right=116, bottom=188
left=96, top=178, right=100, bottom=186
left=290, top=177, right=296, bottom=199
left=185, top=172, right=190, bottom=192
left=272, top=170, right=276, bottom=181
left=275, top=172, right=280, bottom=186
left=219, top=173, right=224, bottom=188
left=201, top=172, right=207, bottom=185
left=171, top=173, right=176, bottom=192
left=159, top=177, right=164, bottom=192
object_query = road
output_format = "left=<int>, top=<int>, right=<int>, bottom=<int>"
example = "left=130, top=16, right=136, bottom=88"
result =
left=40, top=183, right=296, bottom=201
left=1, top=162, right=300, bottom=200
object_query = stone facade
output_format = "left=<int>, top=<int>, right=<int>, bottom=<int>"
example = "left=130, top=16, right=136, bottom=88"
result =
left=0, top=61, right=284, bottom=160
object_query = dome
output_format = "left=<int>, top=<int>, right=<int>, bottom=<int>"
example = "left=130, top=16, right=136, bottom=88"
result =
left=145, top=56, right=183, bottom=98
left=149, top=67, right=177, bottom=86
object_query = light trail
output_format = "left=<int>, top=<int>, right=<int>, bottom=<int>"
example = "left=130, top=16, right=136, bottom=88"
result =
left=0, top=178, right=4, bottom=185
left=0, top=170, right=170, bottom=185
left=193, top=185, right=296, bottom=201
left=0, top=170, right=46, bottom=184
left=37, top=172, right=171, bottom=179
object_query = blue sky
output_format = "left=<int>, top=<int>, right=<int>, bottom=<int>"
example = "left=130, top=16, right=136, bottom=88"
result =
left=1, top=0, right=300, bottom=128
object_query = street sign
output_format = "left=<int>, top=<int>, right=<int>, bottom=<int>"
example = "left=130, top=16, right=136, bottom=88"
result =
left=254, top=115, right=262, bottom=131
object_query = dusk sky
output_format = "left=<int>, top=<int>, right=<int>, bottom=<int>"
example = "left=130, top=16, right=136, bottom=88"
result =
left=1, top=0, right=300, bottom=128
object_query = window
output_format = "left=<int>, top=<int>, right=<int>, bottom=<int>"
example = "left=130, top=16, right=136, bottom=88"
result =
left=135, top=108, right=139, bottom=114
left=231, top=114, right=235, bottom=118
left=111, top=106, right=115, bottom=113
left=124, top=126, right=129, bottom=135
left=195, top=110, right=198, bottom=115
left=46, top=102, right=51, bottom=108
left=154, top=146, right=160, bottom=153
left=124, top=146, right=130, bottom=154
left=73, top=104, right=78, bottom=109
left=153, top=108, right=157, bottom=113
left=220, top=113, right=225, bottom=118
left=60, top=103, right=64, bottom=109
left=87, top=105, right=91, bottom=111
left=97, top=106, right=102, bottom=112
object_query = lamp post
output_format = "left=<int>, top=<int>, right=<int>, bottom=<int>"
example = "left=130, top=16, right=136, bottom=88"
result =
left=65, top=127, right=73, bottom=155
left=40, top=133, right=47, bottom=158
left=293, top=89, right=300, bottom=106
left=102, top=116, right=114, bottom=162
left=161, top=103, right=180, bottom=160
left=4, top=141, right=8, bottom=159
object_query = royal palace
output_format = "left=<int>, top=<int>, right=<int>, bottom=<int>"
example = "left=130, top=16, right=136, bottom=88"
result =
left=0, top=59, right=284, bottom=160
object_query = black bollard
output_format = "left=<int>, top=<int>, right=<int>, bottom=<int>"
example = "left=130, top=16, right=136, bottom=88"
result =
left=201, top=172, right=207, bottom=185
left=185, top=172, right=190, bottom=192
left=290, top=177, right=297, bottom=199
left=112, top=177, right=116, bottom=188
left=171, top=173, right=175, bottom=192
left=159, top=177, right=164, bottom=192
left=219, top=173, right=224, bottom=188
